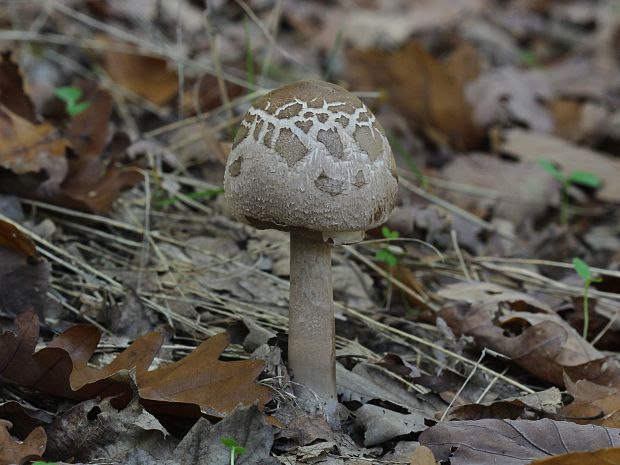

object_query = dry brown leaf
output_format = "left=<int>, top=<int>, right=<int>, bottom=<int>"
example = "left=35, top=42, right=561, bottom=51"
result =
left=0, top=420, right=45, bottom=465
left=561, top=375, right=620, bottom=428
left=346, top=40, right=484, bottom=150
left=0, top=51, right=36, bottom=122
left=528, top=447, right=620, bottom=464
left=410, top=445, right=437, bottom=465
left=0, top=106, right=68, bottom=182
left=465, top=67, right=553, bottom=132
left=439, top=154, right=559, bottom=223
left=420, top=418, right=620, bottom=465
left=448, top=388, right=562, bottom=420
left=102, top=40, right=178, bottom=106
left=0, top=244, right=49, bottom=318
left=0, top=86, right=142, bottom=213
left=0, top=219, right=38, bottom=259
left=500, top=128, right=620, bottom=202
left=439, top=286, right=620, bottom=386
left=0, top=311, right=163, bottom=405
left=137, top=332, right=273, bottom=419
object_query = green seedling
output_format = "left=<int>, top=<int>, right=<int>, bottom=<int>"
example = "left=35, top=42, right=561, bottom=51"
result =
left=156, top=187, right=224, bottom=207
left=32, top=462, right=57, bottom=465
left=53, top=86, right=91, bottom=116
left=539, top=159, right=602, bottom=225
left=221, top=437, right=246, bottom=465
left=375, top=226, right=399, bottom=268
left=573, top=258, right=602, bottom=340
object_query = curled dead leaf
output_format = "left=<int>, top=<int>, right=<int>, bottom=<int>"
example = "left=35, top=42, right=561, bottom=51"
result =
left=0, top=420, right=46, bottom=465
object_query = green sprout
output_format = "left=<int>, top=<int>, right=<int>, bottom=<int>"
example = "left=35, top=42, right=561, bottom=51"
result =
left=32, top=462, right=57, bottom=465
left=573, top=258, right=602, bottom=340
left=221, top=437, right=246, bottom=465
left=375, top=226, right=399, bottom=268
left=539, top=159, right=602, bottom=225
left=53, top=86, right=91, bottom=116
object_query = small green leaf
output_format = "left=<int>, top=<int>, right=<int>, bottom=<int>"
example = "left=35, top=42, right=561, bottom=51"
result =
left=567, top=171, right=602, bottom=188
left=381, top=226, right=399, bottom=240
left=221, top=437, right=239, bottom=449
left=376, top=248, right=397, bottom=267
left=538, top=159, right=565, bottom=183
left=67, top=100, right=91, bottom=116
left=234, top=446, right=247, bottom=455
left=573, top=258, right=592, bottom=283
left=54, top=86, right=82, bottom=104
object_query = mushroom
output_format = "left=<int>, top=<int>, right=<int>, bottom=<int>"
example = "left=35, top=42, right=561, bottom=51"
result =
left=224, top=80, right=398, bottom=421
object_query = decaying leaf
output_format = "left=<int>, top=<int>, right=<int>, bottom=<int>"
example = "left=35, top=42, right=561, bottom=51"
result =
left=0, top=218, right=37, bottom=258
left=420, top=418, right=620, bottom=465
left=102, top=39, right=178, bottom=106
left=439, top=154, right=560, bottom=224
left=438, top=283, right=620, bottom=386
left=561, top=375, right=620, bottom=428
left=527, top=447, right=620, bottom=464
left=448, top=388, right=562, bottom=420
left=409, top=445, right=438, bottom=465
left=137, top=332, right=273, bottom=419
left=346, top=40, right=484, bottom=150
left=0, top=106, right=68, bottom=181
left=0, top=311, right=163, bottom=405
left=165, top=404, right=277, bottom=465
left=500, top=129, right=620, bottom=202
left=465, top=67, right=554, bottom=132
left=44, top=397, right=171, bottom=463
left=0, top=420, right=46, bottom=465
left=0, top=51, right=36, bottom=122
left=354, top=404, right=427, bottom=447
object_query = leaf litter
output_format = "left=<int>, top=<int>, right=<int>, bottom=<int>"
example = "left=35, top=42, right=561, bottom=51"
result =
left=1, top=0, right=620, bottom=464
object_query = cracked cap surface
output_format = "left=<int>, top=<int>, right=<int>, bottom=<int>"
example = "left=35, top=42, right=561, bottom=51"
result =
left=224, top=80, right=398, bottom=243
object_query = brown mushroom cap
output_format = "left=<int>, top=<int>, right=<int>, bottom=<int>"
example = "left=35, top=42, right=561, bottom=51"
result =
left=224, top=80, right=398, bottom=243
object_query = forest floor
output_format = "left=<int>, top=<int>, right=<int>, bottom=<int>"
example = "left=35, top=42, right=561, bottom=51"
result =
left=1, top=1, right=620, bottom=464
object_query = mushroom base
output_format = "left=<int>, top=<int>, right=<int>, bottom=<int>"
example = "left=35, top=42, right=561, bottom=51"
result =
left=288, top=231, right=338, bottom=423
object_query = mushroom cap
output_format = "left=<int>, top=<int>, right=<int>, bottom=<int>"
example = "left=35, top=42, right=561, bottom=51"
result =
left=224, top=80, right=398, bottom=243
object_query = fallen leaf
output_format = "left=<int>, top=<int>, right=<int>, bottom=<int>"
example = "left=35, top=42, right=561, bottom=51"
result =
left=438, top=282, right=553, bottom=314
left=439, top=154, right=559, bottom=224
left=0, top=106, right=68, bottom=182
left=448, top=388, right=562, bottom=420
left=165, top=404, right=277, bottom=465
left=527, top=447, right=620, bottom=464
left=0, top=218, right=38, bottom=258
left=137, top=332, right=273, bottom=419
left=0, top=420, right=46, bottom=465
left=44, top=397, right=171, bottom=463
left=438, top=287, right=620, bottom=386
left=409, top=445, right=437, bottom=465
left=465, top=66, right=554, bottom=132
left=102, top=41, right=178, bottom=106
left=0, top=51, right=36, bottom=122
left=0, top=311, right=163, bottom=405
left=500, top=128, right=620, bottom=202
left=561, top=375, right=620, bottom=428
left=0, top=401, right=51, bottom=440
left=346, top=40, right=484, bottom=150
left=420, top=418, right=620, bottom=465
left=354, top=404, right=427, bottom=447
left=0, top=245, right=49, bottom=318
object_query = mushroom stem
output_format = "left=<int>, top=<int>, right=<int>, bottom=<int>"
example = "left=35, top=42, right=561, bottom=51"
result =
left=289, top=231, right=337, bottom=419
